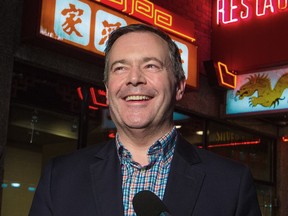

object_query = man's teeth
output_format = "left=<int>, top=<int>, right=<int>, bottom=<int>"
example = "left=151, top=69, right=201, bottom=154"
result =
left=125, top=95, right=150, bottom=101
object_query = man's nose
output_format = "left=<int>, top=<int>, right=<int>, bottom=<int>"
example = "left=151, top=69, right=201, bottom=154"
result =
left=126, top=67, right=147, bottom=86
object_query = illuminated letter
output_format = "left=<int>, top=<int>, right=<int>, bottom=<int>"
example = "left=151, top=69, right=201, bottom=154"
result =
left=216, top=0, right=225, bottom=25
left=229, top=0, right=239, bottom=23
left=89, top=87, right=108, bottom=107
left=217, top=0, right=238, bottom=25
left=278, top=0, right=288, bottom=9
left=256, top=0, right=275, bottom=16
left=240, top=0, right=250, bottom=19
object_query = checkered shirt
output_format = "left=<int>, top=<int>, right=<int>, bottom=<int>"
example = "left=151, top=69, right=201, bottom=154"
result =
left=116, top=127, right=177, bottom=216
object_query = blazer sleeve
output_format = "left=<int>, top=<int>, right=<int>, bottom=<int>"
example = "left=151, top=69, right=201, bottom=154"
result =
left=29, top=160, right=54, bottom=216
left=235, top=167, right=262, bottom=216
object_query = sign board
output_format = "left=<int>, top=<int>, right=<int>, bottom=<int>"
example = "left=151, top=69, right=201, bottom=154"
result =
left=91, top=0, right=196, bottom=42
left=39, top=0, right=198, bottom=88
left=226, top=66, right=288, bottom=115
left=216, top=0, right=288, bottom=25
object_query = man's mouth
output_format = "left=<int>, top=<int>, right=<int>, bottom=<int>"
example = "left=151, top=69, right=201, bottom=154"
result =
left=125, top=95, right=151, bottom=101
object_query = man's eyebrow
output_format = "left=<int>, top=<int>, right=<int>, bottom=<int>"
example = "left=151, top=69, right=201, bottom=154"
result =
left=109, top=57, right=165, bottom=70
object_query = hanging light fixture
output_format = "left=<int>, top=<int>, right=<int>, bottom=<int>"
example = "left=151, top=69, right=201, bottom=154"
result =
left=29, top=110, right=38, bottom=144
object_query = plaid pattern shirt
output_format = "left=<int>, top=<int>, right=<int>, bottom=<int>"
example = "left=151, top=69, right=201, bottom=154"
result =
left=116, top=127, right=177, bottom=216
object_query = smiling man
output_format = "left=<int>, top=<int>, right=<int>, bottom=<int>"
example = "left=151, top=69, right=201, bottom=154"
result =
left=29, top=24, right=261, bottom=216
left=104, top=26, right=185, bottom=166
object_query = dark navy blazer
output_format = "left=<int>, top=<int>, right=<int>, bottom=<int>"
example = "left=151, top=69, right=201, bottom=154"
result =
left=29, top=135, right=261, bottom=216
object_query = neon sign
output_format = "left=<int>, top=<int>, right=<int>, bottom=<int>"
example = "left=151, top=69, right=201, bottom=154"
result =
left=217, top=0, right=288, bottom=25
left=39, top=0, right=198, bottom=88
left=207, top=139, right=261, bottom=148
left=77, top=87, right=108, bottom=110
left=91, top=0, right=196, bottom=42
left=282, top=136, right=288, bottom=142
left=217, top=62, right=237, bottom=89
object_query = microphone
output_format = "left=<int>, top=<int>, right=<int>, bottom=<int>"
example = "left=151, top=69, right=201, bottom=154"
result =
left=132, top=190, right=171, bottom=216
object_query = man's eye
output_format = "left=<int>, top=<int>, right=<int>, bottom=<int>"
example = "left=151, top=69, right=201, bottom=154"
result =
left=145, top=64, right=160, bottom=70
left=113, top=66, right=125, bottom=72
left=147, top=64, right=154, bottom=68
left=145, top=64, right=163, bottom=73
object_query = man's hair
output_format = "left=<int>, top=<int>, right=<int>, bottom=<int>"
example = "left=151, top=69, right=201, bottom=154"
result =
left=103, top=24, right=185, bottom=84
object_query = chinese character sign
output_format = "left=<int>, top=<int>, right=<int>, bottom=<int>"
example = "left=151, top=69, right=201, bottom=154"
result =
left=94, top=10, right=127, bottom=52
left=39, top=0, right=198, bottom=88
left=54, top=0, right=91, bottom=45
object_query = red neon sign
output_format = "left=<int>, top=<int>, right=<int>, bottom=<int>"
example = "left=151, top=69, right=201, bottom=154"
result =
left=216, top=0, right=288, bottom=25
left=282, top=136, right=288, bottom=142
left=208, top=139, right=261, bottom=148
left=77, top=87, right=108, bottom=110
left=108, top=131, right=116, bottom=139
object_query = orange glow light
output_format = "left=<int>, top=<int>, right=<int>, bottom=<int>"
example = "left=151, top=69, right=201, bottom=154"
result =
left=282, top=136, right=288, bottom=142
left=217, top=61, right=237, bottom=89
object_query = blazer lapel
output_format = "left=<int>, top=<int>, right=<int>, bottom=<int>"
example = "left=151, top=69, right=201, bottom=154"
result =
left=90, top=141, right=124, bottom=216
left=163, top=136, right=205, bottom=216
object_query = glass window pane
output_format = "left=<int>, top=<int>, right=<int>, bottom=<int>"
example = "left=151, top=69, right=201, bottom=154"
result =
left=207, top=121, right=274, bottom=183
left=173, top=111, right=205, bottom=147
left=2, top=64, right=84, bottom=216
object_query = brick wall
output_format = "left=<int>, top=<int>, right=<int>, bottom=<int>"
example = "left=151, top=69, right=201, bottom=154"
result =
left=153, top=0, right=220, bottom=117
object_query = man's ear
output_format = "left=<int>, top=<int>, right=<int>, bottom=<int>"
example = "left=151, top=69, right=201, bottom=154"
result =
left=176, top=79, right=186, bottom=101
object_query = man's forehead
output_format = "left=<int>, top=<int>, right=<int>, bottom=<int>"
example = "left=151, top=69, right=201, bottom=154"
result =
left=111, top=31, right=167, bottom=47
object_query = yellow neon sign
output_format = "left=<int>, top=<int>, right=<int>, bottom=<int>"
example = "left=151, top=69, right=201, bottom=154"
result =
left=92, top=0, right=196, bottom=42
left=217, top=62, right=237, bottom=89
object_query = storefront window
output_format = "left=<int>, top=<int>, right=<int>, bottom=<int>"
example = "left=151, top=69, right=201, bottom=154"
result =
left=207, top=121, right=276, bottom=216
left=256, top=184, right=275, bottom=216
left=1, top=63, right=108, bottom=216
left=207, top=121, right=274, bottom=183
left=173, top=111, right=205, bottom=147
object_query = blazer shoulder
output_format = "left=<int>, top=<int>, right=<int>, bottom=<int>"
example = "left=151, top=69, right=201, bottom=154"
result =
left=50, top=140, right=116, bottom=169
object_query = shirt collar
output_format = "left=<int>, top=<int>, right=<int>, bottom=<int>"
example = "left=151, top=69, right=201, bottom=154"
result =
left=116, top=127, right=178, bottom=167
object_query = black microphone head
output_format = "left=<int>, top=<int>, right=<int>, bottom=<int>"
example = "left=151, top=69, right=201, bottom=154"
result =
left=132, top=190, right=169, bottom=216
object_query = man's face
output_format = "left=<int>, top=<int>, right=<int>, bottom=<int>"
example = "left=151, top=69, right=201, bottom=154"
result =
left=105, top=32, right=185, bottom=134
